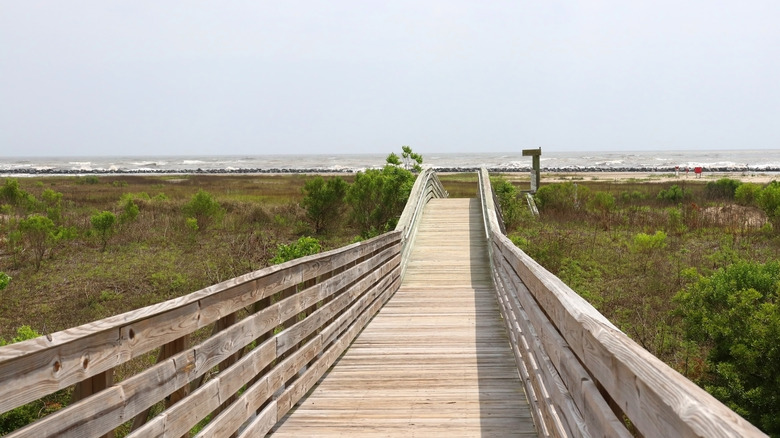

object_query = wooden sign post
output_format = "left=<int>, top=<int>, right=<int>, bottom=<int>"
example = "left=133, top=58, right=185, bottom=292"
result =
left=522, top=148, right=542, bottom=193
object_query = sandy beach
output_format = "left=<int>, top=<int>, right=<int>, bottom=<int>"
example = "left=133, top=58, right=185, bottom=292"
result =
left=501, top=171, right=780, bottom=185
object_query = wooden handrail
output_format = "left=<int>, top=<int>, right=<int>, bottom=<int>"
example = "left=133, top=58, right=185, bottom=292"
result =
left=395, top=167, right=447, bottom=279
left=0, top=231, right=402, bottom=437
left=478, top=167, right=767, bottom=438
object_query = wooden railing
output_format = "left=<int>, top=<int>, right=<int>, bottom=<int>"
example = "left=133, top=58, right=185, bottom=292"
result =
left=0, top=231, right=402, bottom=437
left=394, top=167, right=447, bottom=279
left=478, top=168, right=767, bottom=438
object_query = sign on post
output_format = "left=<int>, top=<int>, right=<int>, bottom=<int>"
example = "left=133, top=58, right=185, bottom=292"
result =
left=522, top=148, right=542, bottom=193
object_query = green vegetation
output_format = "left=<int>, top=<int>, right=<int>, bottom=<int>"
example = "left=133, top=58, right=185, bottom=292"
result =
left=491, top=176, right=527, bottom=229
left=18, top=214, right=59, bottom=271
left=346, top=150, right=418, bottom=237
left=271, top=236, right=322, bottom=264
left=657, top=184, right=689, bottom=202
left=675, top=261, right=780, bottom=434
left=0, top=149, right=423, bottom=435
left=503, top=177, right=780, bottom=436
left=387, top=145, right=423, bottom=172
left=91, top=211, right=116, bottom=252
left=705, top=178, right=741, bottom=200
left=301, top=176, right=347, bottom=233
left=183, top=189, right=224, bottom=230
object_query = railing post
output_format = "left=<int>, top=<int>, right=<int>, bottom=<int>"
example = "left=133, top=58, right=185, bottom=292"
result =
left=72, top=369, right=115, bottom=438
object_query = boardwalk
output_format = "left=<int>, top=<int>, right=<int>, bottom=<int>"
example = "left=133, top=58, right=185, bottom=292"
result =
left=271, top=198, right=537, bottom=437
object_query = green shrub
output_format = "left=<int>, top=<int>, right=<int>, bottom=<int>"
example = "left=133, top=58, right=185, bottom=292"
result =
left=657, top=185, right=689, bottom=203
left=705, top=178, right=742, bottom=199
left=758, top=181, right=780, bottom=220
left=91, top=211, right=116, bottom=252
left=271, top=236, right=322, bottom=264
left=347, top=165, right=414, bottom=237
left=491, top=176, right=524, bottom=230
left=0, top=179, right=25, bottom=205
left=0, top=272, right=10, bottom=290
left=735, top=183, right=762, bottom=206
left=301, top=176, right=348, bottom=233
left=631, top=231, right=667, bottom=252
left=587, top=191, right=616, bottom=218
left=41, top=188, right=64, bottom=224
left=675, top=261, right=780, bottom=435
left=183, top=190, right=223, bottom=230
left=535, top=182, right=589, bottom=213
left=118, top=198, right=140, bottom=224
left=19, top=214, right=58, bottom=270
left=0, top=179, right=39, bottom=211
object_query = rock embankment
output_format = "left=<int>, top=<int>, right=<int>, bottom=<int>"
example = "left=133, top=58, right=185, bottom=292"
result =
left=2, top=165, right=778, bottom=176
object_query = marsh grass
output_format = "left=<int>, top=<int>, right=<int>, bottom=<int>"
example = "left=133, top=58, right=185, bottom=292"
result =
left=509, top=178, right=780, bottom=376
left=0, top=174, right=358, bottom=340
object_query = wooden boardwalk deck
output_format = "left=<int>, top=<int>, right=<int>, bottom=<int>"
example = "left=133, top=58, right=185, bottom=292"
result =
left=270, top=198, right=537, bottom=437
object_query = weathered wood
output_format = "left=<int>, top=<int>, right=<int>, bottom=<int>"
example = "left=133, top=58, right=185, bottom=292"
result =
left=126, top=246, right=401, bottom=438
left=479, top=168, right=767, bottom=438
left=1, top=233, right=401, bottom=437
left=273, top=198, right=537, bottom=437
left=395, top=167, right=447, bottom=280
left=494, top=232, right=766, bottom=437
left=492, top=262, right=557, bottom=437
left=495, top=248, right=631, bottom=438
left=0, top=231, right=400, bottom=416
left=71, top=368, right=115, bottom=438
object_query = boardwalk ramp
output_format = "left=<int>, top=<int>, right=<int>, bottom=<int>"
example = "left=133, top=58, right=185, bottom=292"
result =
left=271, top=198, right=536, bottom=436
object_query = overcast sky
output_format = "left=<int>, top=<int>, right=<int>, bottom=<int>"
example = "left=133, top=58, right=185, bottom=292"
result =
left=1, top=1, right=779, bottom=157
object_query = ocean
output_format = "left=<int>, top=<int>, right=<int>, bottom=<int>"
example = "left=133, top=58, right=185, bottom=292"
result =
left=1, top=150, right=779, bottom=176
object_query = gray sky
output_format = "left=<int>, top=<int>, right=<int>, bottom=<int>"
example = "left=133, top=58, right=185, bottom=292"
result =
left=2, top=1, right=779, bottom=157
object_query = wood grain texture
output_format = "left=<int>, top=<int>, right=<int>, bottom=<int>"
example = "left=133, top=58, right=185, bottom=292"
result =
left=479, top=169, right=766, bottom=438
left=272, top=198, right=537, bottom=437
left=494, top=252, right=630, bottom=438
left=0, top=232, right=401, bottom=418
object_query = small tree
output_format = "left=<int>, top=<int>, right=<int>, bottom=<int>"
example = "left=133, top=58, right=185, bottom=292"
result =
left=301, top=176, right=348, bottom=234
left=183, top=189, right=223, bottom=230
left=387, top=146, right=423, bottom=172
left=91, top=211, right=116, bottom=252
left=400, top=145, right=423, bottom=172
left=19, top=214, right=58, bottom=270
left=347, top=165, right=415, bottom=237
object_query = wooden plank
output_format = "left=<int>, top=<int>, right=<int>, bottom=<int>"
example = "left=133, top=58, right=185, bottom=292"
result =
left=0, top=231, right=401, bottom=416
left=492, top=229, right=767, bottom=437
left=273, top=198, right=537, bottom=437
left=192, top=263, right=399, bottom=438
left=492, top=262, right=553, bottom=438
left=495, top=257, right=585, bottom=437
left=495, top=247, right=631, bottom=437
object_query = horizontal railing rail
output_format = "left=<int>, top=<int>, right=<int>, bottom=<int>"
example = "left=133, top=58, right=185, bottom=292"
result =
left=395, top=166, right=447, bottom=279
left=0, top=231, right=402, bottom=438
left=478, top=168, right=766, bottom=438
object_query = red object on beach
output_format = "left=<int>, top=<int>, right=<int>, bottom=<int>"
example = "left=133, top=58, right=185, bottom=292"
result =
left=694, top=167, right=702, bottom=174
